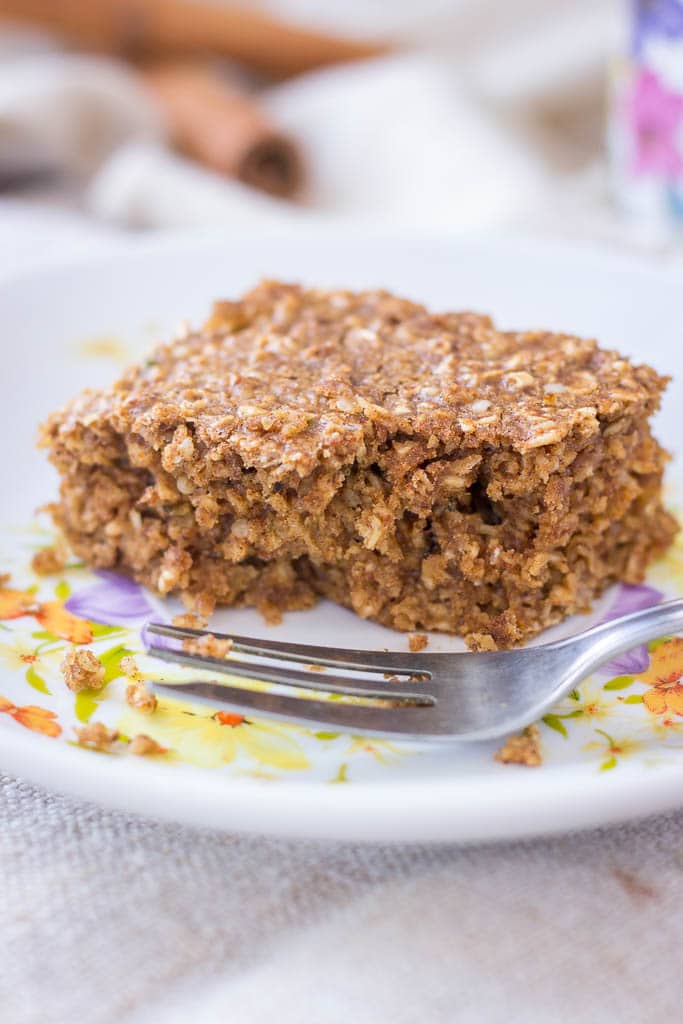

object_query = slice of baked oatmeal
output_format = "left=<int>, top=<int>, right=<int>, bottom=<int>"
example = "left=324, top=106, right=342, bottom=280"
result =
left=40, top=280, right=677, bottom=648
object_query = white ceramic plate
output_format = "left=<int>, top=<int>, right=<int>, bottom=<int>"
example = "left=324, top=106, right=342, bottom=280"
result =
left=2, top=232, right=683, bottom=843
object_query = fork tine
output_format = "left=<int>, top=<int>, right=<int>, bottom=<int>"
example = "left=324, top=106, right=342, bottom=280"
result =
left=152, top=679, right=446, bottom=737
left=146, top=622, right=427, bottom=674
left=145, top=641, right=435, bottom=702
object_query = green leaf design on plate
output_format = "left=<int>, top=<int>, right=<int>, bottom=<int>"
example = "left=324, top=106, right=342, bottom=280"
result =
left=603, top=675, right=635, bottom=691
left=542, top=709, right=583, bottom=738
left=542, top=714, right=568, bottom=738
left=89, top=623, right=127, bottom=639
left=25, top=665, right=50, bottom=696
left=54, top=580, right=71, bottom=601
left=99, top=643, right=133, bottom=684
left=623, top=694, right=644, bottom=704
left=568, top=688, right=581, bottom=702
left=331, top=763, right=349, bottom=783
left=314, top=731, right=340, bottom=741
left=73, top=644, right=132, bottom=722
left=75, top=690, right=103, bottom=724
left=600, top=755, right=617, bottom=772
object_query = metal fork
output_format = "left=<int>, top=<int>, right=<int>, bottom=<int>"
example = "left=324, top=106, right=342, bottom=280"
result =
left=144, top=599, right=683, bottom=741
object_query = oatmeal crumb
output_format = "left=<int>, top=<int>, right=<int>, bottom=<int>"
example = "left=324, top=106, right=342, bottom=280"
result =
left=40, top=281, right=676, bottom=650
left=183, top=633, right=233, bottom=658
left=465, top=632, right=498, bottom=652
left=119, top=655, right=140, bottom=679
left=307, top=663, right=326, bottom=672
left=172, top=611, right=208, bottom=630
left=31, top=543, right=67, bottom=576
left=183, top=591, right=216, bottom=619
left=126, top=681, right=157, bottom=714
left=60, top=648, right=105, bottom=692
left=495, top=724, right=542, bottom=767
left=408, top=633, right=428, bottom=653
left=0, top=572, right=10, bottom=587
left=129, top=733, right=166, bottom=756
left=74, top=721, right=119, bottom=751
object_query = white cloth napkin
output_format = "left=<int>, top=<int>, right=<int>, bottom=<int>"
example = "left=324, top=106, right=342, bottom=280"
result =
left=0, top=3, right=619, bottom=236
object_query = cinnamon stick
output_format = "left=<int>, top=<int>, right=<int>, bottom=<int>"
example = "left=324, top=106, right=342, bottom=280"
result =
left=0, top=0, right=388, bottom=79
left=142, top=63, right=303, bottom=197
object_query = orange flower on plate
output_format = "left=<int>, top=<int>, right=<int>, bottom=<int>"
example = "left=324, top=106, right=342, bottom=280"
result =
left=34, top=600, right=93, bottom=644
left=0, top=695, right=61, bottom=737
left=0, top=586, right=92, bottom=644
left=636, top=638, right=683, bottom=717
left=0, top=587, right=39, bottom=619
left=215, top=711, right=245, bottom=727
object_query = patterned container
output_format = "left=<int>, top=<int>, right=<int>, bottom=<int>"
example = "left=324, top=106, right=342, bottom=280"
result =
left=609, top=0, right=683, bottom=225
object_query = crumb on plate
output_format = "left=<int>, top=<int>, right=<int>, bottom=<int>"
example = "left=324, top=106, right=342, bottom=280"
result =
left=74, top=721, right=119, bottom=751
left=466, top=632, right=498, bottom=652
left=31, top=543, right=67, bottom=576
left=408, top=633, right=428, bottom=653
left=125, top=681, right=157, bottom=714
left=172, top=611, right=208, bottom=630
left=182, top=633, right=233, bottom=658
left=495, top=724, right=542, bottom=767
left=129, top=733, right=166, bottom=756
left=119, top=655, right=140, bottom=679
left=60, top=648, right=105, bottom=692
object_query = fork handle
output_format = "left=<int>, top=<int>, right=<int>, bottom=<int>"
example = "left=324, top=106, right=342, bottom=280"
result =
left=560, top=598, right=683, bottom=677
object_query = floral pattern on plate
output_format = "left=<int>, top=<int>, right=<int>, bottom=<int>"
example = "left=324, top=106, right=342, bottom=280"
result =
left=2, top=521, right=683, bottom=781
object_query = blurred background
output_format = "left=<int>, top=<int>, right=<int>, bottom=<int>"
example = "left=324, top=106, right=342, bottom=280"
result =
left=0, top=0, right=682, bottom=269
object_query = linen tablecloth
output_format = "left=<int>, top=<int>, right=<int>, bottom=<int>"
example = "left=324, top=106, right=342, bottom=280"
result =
left=3, top=771, right=682, bottom=1024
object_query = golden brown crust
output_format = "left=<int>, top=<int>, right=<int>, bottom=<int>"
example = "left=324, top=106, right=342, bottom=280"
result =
left=41, top=280, right=677, bottom=647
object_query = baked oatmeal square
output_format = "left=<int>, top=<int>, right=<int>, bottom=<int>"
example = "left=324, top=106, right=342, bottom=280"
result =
left=40, top=281, right=676, bottom=648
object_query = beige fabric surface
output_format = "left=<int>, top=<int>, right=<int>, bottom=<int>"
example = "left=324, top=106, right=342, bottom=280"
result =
left=2, top=771, right=682, bottom=1024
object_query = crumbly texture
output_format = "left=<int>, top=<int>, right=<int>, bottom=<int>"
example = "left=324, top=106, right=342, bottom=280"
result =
left=0, top=572, right=10, bottom=587
left=172, top=611, right=208, bottom=630
left=129, top=733, right=165, bottom=756
left=41, top=280, right=677, bottom=648
left=495, top=724, right=543, bottom=766
left=60, top=648, right=105, bottom=693
left=74, top=721, right=119, bottom=751
left=31, top=543, right=66, bottom=576
left=119, top=655, right=140, bottom=679
left=408, top=632, right=428, bottom=653
left=125, top=681, right=157, bottom=714
left=182, top=633, right=233, bottom=658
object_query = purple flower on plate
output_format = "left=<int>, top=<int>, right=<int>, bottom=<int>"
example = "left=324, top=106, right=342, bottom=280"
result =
left=597, top=582, right=664, bottom=677
left=66, top=571, right=154, bottom=627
